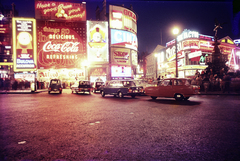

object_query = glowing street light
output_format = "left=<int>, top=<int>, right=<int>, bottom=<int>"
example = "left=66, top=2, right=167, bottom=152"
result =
left=172, top=27, right=180, bottom=77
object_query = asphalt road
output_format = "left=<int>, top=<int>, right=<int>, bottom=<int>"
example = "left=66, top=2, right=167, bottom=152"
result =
left=0, top=89, right=240, bottom=161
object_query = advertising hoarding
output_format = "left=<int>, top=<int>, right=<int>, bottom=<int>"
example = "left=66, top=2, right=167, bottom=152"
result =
left=166, top=39, right=214, bottom=61
left=87, top=21, right=108, bottom=63
left=131, top=50, right=138, bottom=66
left=111, top=65, right=131, bottom=77
left=37, top=20, right=86, bottom=69
left=90, top=68, right=107, bottom=76
left=12, top=18, right=37, bottom=72
left=109, top=5, right=137, bottom=34
left=111, top=48, right=130, bottom=65
left=38, top=69, right=85, bottom=81
left=35, top=1, right=86, bottom=21
left=111, top=29, right=138, bottom=51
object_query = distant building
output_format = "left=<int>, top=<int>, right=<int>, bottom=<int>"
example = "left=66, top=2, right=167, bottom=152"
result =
left=0, top=3, right=18, bottom=79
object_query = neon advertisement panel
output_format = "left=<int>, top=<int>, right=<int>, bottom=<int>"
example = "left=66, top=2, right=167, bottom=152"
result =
left=12, top=18, right=37, bottom=72
left=111, top=29, right=138, bottom=51
left=35, top=1, right=86, bottom=21
left=87, top=21, right=108, bottom=63
left=111, top=47, right=130, bottom=65
left=111, top=65, right=132, bottom=77
left=109, top=5, right=137, bottom=34
left=37, top=20, right=86, bottom=69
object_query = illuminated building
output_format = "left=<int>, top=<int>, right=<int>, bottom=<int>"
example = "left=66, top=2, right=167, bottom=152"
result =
left=108, top=4, right=138, bottom=80
left=147, top=29, right=240, bottom=78
left=35, top=1, right=87, bottom=85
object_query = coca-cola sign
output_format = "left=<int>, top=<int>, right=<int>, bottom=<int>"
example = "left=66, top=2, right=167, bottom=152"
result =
left=37, top=20, right=86, bottom=69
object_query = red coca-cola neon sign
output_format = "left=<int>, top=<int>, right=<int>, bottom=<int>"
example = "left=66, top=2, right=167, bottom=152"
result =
left=37, top=20, right=86, bottom=69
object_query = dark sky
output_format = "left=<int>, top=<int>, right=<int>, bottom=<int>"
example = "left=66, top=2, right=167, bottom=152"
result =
left=1, top=0, right=235, bottom=54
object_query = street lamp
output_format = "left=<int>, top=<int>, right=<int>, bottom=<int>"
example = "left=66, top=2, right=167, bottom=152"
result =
left=172, top=27, right=180, bottom=77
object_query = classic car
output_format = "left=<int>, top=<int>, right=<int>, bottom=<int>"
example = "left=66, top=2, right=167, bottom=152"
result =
left=100, top=80, right=144, bottom=98
left=48, top=79, right=63, bottom=94
left=92, top=81, right=104, bottom=93
left=145, top=78, right=200, bottom=101
left=71, top=80, right=92, bottom=94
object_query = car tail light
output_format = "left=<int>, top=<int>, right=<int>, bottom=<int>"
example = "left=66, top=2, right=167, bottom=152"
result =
left=59, top=88, right=62, bottom=91
left=79, top=88, right=81, bottom=91
left=193, top=85, right=200, bottom=91
left=128, top=88, right=133, bottom=93
left=49, top=88, right=51, bottom=90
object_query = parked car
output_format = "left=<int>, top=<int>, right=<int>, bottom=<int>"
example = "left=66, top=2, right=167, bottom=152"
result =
left=48, top=79, right=62, bottom=94
left=100, top=80, right=144, bottom=98
left=71, top=80, right=92, bottom=94
left=92, top=81, right=104, bottom=93
left=145, top=78, right=200, bottom=101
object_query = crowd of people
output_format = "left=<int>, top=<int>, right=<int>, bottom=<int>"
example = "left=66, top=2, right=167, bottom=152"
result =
left=0, top=78, right=31, bottom=91
left=191, top=69, right=240, bottom=93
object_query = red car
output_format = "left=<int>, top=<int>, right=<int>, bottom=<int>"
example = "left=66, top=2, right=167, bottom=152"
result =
left=145, top=78, right=199, bottom=101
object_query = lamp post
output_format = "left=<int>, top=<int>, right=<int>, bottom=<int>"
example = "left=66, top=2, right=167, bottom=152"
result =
left=172, top=27, right=179, bottom=78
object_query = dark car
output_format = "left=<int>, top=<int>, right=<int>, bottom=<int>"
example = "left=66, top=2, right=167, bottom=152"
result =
left=92, top=81, right=104, bottom=93
left=48, top=79, right=62, bottom=94
left=100, top=80, right=144, bottom=98
left=71, top=80, right=92, bottom=94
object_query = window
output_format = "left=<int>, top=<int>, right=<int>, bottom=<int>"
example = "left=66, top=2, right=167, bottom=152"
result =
left=161, top=80, right=172, bottom=86
left=174, top=79, right=183, bottom=86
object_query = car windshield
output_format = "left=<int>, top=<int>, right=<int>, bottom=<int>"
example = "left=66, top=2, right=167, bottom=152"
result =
left=122, top=81, right=136, bottom=87
left=96, top=82, right=103, bottom=85
left=79, top=81, right=90, bottom=85
left=51, top=80, right=59, bottom=84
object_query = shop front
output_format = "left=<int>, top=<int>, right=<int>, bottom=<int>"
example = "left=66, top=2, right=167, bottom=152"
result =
left=89, top=67, right=107, bottom=82
left=37, top=68, right=85, bottom=88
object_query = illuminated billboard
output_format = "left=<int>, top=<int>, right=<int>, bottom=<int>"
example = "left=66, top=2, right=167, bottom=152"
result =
left=111, top=65, right=132, bottom=77
left=12, top=18, right=37, bottom=71
left=35, top=1, right=86, bottom=21
left=131, top=50, right=138, bottom=66
left=37, top=20, right=86, bottom=69
left=87, top=21, right=108, bottom=63
left=111, top=29, right=138, bottom=50
left=111, top=48, right=130, bottom=65
left=109, top=5, right=137, bottom=34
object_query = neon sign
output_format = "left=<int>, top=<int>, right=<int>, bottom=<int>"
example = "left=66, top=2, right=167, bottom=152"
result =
left=111, top=29, right=138, bottom=51
left=35, top=1, right=86, bottom=21
left=87, top=21, right=109, bottom=63
left=37, top=20, right=86, bottom=69
left=111, top=48, right=130, bottom=65
left=177, top=29, right=199, bottom=42
left=12, top=18, right=37, bottom=71
left=111, top=66, right=132, bottom=77
left=109, top=5, right=137, bottom=34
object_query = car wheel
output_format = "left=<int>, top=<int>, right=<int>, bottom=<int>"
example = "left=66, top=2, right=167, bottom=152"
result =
left=48, top=91, right=50, bottom=94
left=174, top=93, right=184, bottom=101
left=59, top=91, right=62, bottom=94
left=101, top=91, right=105, bottom=97
left=151, top=96, right=157, bottom=100
left=131, top=95, right=136, bottom=98
left=184, top=97, right=190, bottom=100
left=118, top=92, right=124, bottom=98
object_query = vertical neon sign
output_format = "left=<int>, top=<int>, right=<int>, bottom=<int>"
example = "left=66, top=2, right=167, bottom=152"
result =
left=12, top=18, right=37, bottom=71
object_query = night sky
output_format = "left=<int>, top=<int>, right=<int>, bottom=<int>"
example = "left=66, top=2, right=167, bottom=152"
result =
left=1, top=0, right=236, bottom=54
